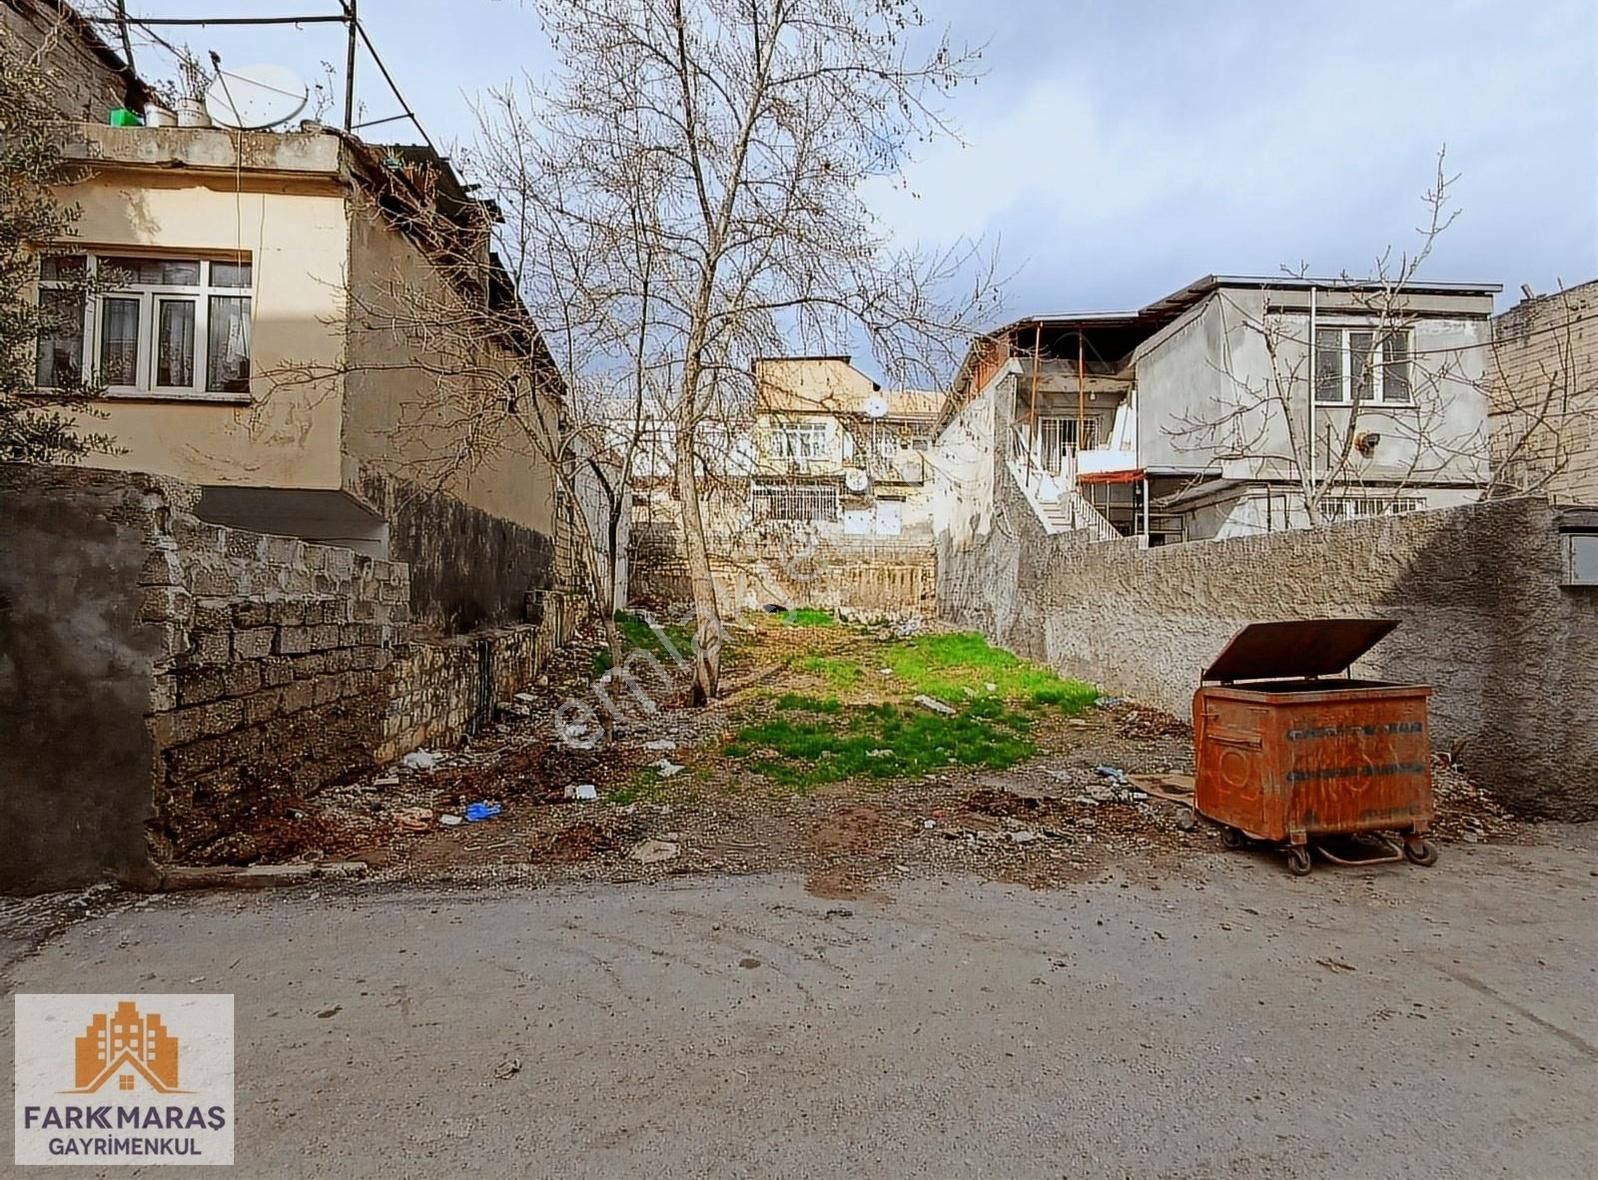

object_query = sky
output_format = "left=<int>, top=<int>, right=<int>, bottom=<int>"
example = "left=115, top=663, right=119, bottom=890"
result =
left=114, top=0, right=1596, bottom=318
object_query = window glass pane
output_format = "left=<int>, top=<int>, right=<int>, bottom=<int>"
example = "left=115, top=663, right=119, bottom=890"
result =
left=210, top=260, right=252, bottom=288
left=155, top=299, right=197, bottom=388
left=102, top=256, right=201, bottom=286
left=207, top=295, right=251, bottom=393
left=1314, top=328, right=1343, bottom=401
left=1382, top=330, right=1411, bottom=403
left=35, top=288, right=84, bottom=387
left=99, top=296, right=141, bottom=386
left=39, top=254, right=86, bottom=282
left=1349, top=331, right=1375, bottom=401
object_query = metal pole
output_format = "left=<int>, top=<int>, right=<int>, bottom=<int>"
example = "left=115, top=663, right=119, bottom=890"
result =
left=343, top=0, right=358, bottom=132
left=1027, top=323, right=1040, bottom=478
left=1076, top=332, right=1086, bottom=464
left=112, top=0, right=136, bottom=77
left=1308, top=285, right=1317, bottom=483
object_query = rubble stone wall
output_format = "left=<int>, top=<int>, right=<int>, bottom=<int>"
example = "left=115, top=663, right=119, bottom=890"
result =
left=144, top=509, right=408, bottom=863
left=379, top=590, right=585, bottom=761
left=939, top=471, right=1598, bottom=820
left=0, top=463, right=585, bottom=890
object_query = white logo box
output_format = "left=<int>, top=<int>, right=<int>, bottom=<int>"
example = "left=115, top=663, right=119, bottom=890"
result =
left=13, top=993, right=235, bottom=1166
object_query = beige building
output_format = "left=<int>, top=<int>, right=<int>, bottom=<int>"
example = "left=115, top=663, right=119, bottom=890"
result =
left=17, top=7, right=561, bottom=631
left=1489, top=280, right=1598, bottom=505
left=750, top=356, right=937, bottom=539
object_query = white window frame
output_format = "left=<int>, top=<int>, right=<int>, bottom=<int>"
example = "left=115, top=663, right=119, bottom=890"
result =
left=769, top=419, right=830, bottom=461
left=37, top=253, right=254, bottom=402
left=1313, top=324, right=1412, bottom=407
left=1322, top=496, right=1424, bottom=520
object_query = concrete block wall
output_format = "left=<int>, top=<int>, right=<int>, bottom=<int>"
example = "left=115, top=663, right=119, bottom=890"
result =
left=939, top=472, right=1598, bottom=820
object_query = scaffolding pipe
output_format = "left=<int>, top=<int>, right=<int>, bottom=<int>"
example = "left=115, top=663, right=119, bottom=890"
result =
left=342, top=0, right=358, bottom=131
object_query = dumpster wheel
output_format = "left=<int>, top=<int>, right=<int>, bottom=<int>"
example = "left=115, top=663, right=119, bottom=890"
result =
left=1285, top=846, right=1313, bottom=876
left=1403, top=837, right=1439, bottom=867
left=1220, top=826, right=1248, bottom=850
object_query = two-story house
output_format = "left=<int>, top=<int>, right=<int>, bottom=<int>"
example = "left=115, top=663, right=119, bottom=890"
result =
left=751, top=356, right=937, bottom=539
left=936, top=274, right=1500, bottom=543
left=15, top=1, right=564, bottom=633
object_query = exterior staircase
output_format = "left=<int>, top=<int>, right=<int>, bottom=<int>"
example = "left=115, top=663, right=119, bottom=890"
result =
left=1007, top=460, right=1121, bottom=541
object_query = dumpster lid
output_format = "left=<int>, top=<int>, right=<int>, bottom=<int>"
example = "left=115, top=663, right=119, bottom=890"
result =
left=1202, top=618, right=1400, bottom=683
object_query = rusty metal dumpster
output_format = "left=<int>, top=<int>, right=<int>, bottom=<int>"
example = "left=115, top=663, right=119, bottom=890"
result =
left=1192, top=619, right=1437, bottom=876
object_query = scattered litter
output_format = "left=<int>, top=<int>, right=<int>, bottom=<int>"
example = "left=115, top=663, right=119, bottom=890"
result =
left=395, top=807, right=433, bottom=833
left=984, top=682, right=997, bottom=692
left=400, top=749, right=439, bottom=772
left=643, top=738, right=678, bottom=751
left=867, top=748, right=893, bottom=758
left=493, top=1057, right=522, bottom=1080
left=913, top=694, right=956, bottom=716
left=1094, top=765, right=1128, bottom=783
left=1095, top=696, right=1125, bottom=709
left=1009, top=830, right=1041, bottom=844
left=464, top=802, right=502, bottom=823
left=514, top=692, right=537, bottom=704
left=922, top=819, right=936, bottom=830
left=563, top=784, right=598, bottom=801
left=439, top=814, right=463, bottom=827
left=629, top=839, right=680, bottom=864
left=373, top=774, right=400, bottom=788
left=652, top=759, right=685, bottom=778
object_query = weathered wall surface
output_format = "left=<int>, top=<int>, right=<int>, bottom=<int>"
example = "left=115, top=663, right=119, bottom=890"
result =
left=720, top=539, right=936, bottom=618
left=0, top=466, right=167, bottom=892
left=1490, top=280, right=1598, bottom=504
left=940, top=475, right=1598, bottom=820
left=1, top=463, right=586, bottom=891
left=144, top=511, right=407, bottom=865
left=380, top=590, right=583, bottom=761
left=353, top=463, right=554, bottom=632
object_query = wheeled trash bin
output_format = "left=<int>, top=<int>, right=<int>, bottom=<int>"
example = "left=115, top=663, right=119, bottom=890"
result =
left=1192, top=618, right=1437, bottom=876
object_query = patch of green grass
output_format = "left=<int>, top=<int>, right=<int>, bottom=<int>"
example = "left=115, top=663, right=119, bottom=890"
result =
left=792, top=654, right=862, bottom=689
left=607, top=768, right=668, bottom=806
left=593, top=610, right=698, bottom=675
left=724, top=694, right=1035, bottom=789
left=780, top=607, right=836, bottom=628
left=881, top=632, right=1098, bottom=711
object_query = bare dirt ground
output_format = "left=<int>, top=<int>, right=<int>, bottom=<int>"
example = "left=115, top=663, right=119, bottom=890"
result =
left=220, top=613, right=1527, bottom=898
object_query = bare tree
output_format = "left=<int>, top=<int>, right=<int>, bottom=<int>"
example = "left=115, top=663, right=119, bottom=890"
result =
left=1482, top=281, right=1595, bottom=500
left=1167, top=149, right=1487, bottom=527
left=483, top=0, right=1002, bottom=703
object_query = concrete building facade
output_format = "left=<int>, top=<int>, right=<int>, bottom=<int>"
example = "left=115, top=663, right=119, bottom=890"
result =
left=939, top=275, right=1500, bottom=544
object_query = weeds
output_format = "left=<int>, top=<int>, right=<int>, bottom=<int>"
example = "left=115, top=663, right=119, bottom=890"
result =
left=724, top=693, right=1035, bottom=789
left=780, top=607, right=836, bottom=628
left=880, top=632, right=1096, bottom=710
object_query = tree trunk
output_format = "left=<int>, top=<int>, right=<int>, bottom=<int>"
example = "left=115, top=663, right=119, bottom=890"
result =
left=674, top=414, right=722, bottom=705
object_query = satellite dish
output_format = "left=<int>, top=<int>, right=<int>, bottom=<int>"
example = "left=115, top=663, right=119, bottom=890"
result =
left=844, top=469, right=870, bottom=493
left=205, top=64, right=308, bottom=130
left=862, top=395, right=890, bottom=419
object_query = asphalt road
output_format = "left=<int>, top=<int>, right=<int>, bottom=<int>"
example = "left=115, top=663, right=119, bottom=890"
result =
left=4, top=829, right=1596, bottom=1179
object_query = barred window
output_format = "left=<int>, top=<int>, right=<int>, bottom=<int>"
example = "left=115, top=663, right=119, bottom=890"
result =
left=752, top=479, right=840, bottom=523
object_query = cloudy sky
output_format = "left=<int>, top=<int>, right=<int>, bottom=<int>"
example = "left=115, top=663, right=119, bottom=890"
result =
left=121, top=0, right=1595, bottom=316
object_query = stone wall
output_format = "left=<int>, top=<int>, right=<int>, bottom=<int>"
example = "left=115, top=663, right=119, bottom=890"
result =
left=1490, top=280, right=1598, bottom=504
left=353, top=463, right=556, bottom=633
left=379, top=590, right=584, bottom=761
left=718, top=538, right=936, bottom=618
left=143, top=511, right=407, bottom=864
left=940, top=469, right=1598, bottom=820
left=1, top=463, right=586, bottom=891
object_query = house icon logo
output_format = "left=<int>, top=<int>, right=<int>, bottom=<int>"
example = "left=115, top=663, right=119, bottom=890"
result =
left=65, top=1000, right=186, bottom=1095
